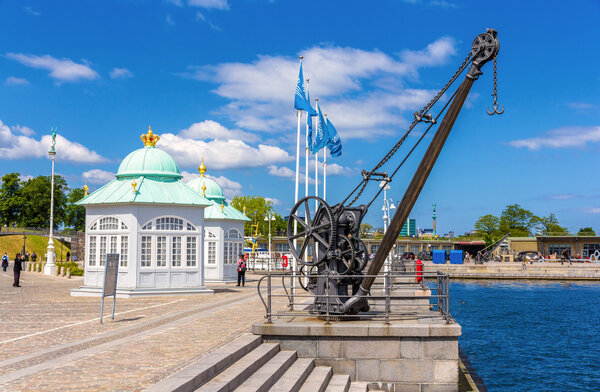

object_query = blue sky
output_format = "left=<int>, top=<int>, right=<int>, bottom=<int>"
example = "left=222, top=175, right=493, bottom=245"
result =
left=1, top=0, right=599, bottom=235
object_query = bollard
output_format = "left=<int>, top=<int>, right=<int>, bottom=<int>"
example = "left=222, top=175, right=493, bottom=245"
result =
left=60, top=266, right=65, bottom=277
left=37, top=263, right=42, bottom=273
left=28, top=263, right=32, bottom=272
left=56, top=266, right=61, bottom=276
left=66, top=268, right=71, bottom=279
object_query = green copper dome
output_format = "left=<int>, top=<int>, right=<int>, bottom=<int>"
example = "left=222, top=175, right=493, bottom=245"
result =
left=187, top=176, right=225, bottom=201
left=117, top=146, right=182, bottom=179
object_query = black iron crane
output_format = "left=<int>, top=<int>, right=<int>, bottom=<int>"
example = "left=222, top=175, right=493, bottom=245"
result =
left=287, top=29, right=501, bottom=315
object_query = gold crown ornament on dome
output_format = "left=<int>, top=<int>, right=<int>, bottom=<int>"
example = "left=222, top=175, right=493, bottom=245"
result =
left=83, top=183, right=88, bottom=196
left=140, top=126, right=160, bottom=147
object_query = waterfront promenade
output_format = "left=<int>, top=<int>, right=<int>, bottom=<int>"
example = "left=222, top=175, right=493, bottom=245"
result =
left=0, top=270, right=288, bottom=391
left=424, top=260, right=600, bottom=280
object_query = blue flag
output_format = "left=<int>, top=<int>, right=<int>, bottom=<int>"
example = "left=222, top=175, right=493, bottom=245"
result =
left=294, top=63, right=311, bottom=112
left=312, top=104, right=330, bottom=152
left=306, top=88, right=317, bottom=150
left=326, top=118, right=342, bottom=157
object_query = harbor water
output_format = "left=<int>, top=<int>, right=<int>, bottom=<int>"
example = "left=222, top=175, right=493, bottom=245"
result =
left=450, top=280, right=600, bottom=391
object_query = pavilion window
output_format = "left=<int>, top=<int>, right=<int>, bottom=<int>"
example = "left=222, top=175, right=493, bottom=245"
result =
left=207, top=242, right=216, bottom=265
left=186, top=237, right=197, bottom=267
left=88, top=236, right=97, bottom=266
left=110, top=236, right=118, bottom=255
left=120, top=236, right=128, bottom=267
left=156, top=236, right=167, bottom=267
left=141, top=236, right=152, bottom=267
left=99, top=236, right=107, bottom=266
left=172, top=237, right=182, bottom=267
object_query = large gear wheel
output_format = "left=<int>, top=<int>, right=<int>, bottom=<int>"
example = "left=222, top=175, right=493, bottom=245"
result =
left=287, top=196, right=336, bottom=266
left=352, top=238, right=369, bottom=272
left=335, top=235, right=356, bottom=275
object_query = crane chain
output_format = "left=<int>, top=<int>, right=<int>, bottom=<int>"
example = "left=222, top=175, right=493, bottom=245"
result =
left=347, top=51, right=473, bottom=206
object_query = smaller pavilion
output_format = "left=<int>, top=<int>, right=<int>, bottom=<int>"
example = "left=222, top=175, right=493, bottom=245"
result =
left=187, top=159, right=250, bottom=282
left=72, top=128, right=214, bottom=297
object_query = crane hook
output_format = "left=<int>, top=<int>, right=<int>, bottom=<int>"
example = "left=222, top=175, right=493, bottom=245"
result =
left=487, top=94, right=504, bottom=115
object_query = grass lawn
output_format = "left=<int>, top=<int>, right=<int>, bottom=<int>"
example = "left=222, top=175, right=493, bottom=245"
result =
left=0, top=235, right=71, bottom=261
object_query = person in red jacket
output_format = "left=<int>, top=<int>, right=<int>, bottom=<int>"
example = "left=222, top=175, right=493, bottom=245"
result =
left=237, top=254, right=247, bottom=287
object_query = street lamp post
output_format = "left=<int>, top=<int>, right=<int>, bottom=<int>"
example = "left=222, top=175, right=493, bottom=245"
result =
left=22, top=235, right=27, bottom=257
left=380, top=181, right=395, bottom=272
left=264, top=212, right=275, bottom=270
left=44, top=129, right=57, bottom=275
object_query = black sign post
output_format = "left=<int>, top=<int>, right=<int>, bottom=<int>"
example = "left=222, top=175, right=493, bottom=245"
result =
left=100, top=253, right=119, bottom=324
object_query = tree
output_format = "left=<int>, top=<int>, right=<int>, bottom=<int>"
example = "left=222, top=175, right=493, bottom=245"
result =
left=360, top=223, right=373, bottom=237
left=474, top=214, right=499, bottom=235
left=0, top=173, right=22, bottom=226
left=538, top=213, right=568, bottom=236
left=577, top=227, right=596, bottom=236
left=231, top=195, right=276, bottom=236
left=64, top=188, right=86, bottom=231
left=19, top=175, right=68, bottom=228
left=498, top=204, right=539, bottom=237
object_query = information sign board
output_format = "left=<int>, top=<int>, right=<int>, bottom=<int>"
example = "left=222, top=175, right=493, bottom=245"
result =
left=100, top=253, right=119, bottom=323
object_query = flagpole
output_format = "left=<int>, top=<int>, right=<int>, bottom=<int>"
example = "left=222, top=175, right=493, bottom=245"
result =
left=314, top=99, right=319, bottom=209
left=323, top=143, right=327, bottom=201
left=305, top=79, right=311, bottom=199
left=323, top=114, right=327, bottom=201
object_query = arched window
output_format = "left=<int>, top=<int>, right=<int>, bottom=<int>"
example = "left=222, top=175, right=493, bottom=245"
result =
left=138, top=216, right=199, bottom=269
left=224, top=228, right=244, bottom=264
left=89, top=216, right=128, bottom=232
left=87, top=216, right=128, bottom=268
left=141, top=216, right=197, bottom=231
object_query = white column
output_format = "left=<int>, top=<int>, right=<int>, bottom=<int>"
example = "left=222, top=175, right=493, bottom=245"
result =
left=45, top=150, right=56, bottom=275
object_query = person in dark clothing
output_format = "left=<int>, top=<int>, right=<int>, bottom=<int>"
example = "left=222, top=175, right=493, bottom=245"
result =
left=1, top=252, right=8, bottom=272
left=66, top=251, right=71, bottom=261
left=13, top=253, right=23, bottom=287
left=31, top=251, right=37, bottom=262
left=237, top=253, right=247, bottom=287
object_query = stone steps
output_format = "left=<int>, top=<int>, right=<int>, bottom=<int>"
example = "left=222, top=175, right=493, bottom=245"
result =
left=144, top=334, right=369, bottom=392
left=298, top=366, right=332, bottom=392
left=197, top=342, right=280, bottom=392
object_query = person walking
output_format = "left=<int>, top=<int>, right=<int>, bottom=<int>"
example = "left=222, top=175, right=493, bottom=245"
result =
left=31, top=251, right=37, bottom=262
left=237, top=253, right=247, bottom=287
left=13, top=253, right=23, bottom=287
left=1, top=252, right=8, bottom=272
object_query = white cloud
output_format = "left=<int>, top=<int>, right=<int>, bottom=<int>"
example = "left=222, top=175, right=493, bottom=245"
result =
left=11, top=125, right=35, bottom=136
left=159, top=132, right=292, bottom=170
left=583, top=207, right=600, bottom=214
left=265, top=197, right=281, bottom=206
left=188, top=0, right=229, bottom=10
left=24, top=6, right=40, bottom=16
left=0, top=120, right=107, bottom=163
left=5, top=77, right=29, bottom=86
left=508, top=126, right=600, bottom=151
left=6, top=53, right=99, bottom=82
left=183, top=38, right=457, bottom=140
left=179, top=120, right=259, bottom=142
left=267, top=162, right=354, bottom=184
left=566, top=102, right=596, bottom=111
left=166, top=15, right=176, bottom=25
left=110, top=67, right=133, bottom=79
left=82, top=169, right=115, bottom=184
left=19, top=174, right=34, bottom=182
left=181, top=170, right=243, bottom=198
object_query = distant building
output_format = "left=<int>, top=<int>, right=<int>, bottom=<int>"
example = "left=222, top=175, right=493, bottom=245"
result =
left=399, top=218, right=416, bottom=237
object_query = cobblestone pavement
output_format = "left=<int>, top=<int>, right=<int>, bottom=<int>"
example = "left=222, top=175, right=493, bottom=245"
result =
left=0, top=270, right=290, bottom=391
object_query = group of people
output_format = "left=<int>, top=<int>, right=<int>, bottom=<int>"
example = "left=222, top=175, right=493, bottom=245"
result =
left=2, top=252, right=24, bottom=287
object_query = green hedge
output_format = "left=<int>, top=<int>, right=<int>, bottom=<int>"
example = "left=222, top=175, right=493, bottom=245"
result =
left=54, top=261, right=84, bottom=276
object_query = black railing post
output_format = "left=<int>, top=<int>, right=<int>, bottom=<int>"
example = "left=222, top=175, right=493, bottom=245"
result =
left=385, top=271, right=391, bottom=325
left=267, top=273, right=272, bottom=323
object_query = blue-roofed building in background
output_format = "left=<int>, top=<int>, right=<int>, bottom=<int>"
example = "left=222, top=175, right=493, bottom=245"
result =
left=72, top=128, right=216, bottom=297
left=187, top=159, right=250, bottom=282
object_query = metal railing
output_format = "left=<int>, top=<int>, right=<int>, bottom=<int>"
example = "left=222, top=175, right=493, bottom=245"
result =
left=257, top=270, right=452, bottom=324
